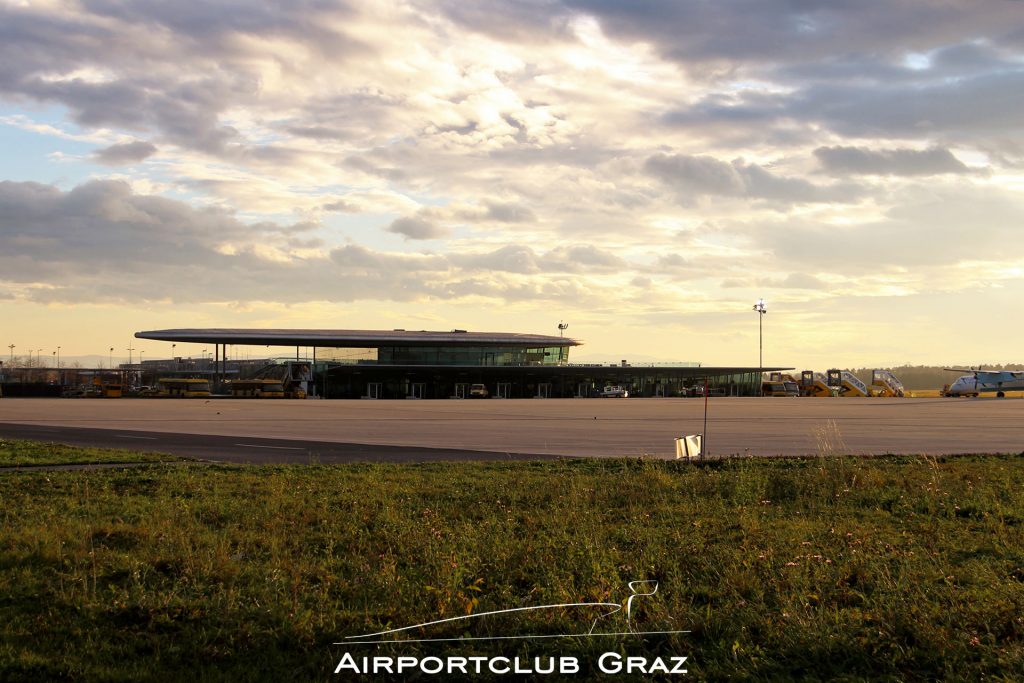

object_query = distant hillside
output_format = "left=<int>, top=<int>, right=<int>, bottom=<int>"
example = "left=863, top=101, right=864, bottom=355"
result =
left=843, top=364, right=1024, bottom=390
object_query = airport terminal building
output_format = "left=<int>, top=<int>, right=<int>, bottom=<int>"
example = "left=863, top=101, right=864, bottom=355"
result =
left=134, top=328, right=778, bottom=399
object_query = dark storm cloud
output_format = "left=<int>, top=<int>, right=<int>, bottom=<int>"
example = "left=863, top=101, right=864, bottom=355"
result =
left=814, top=146, right=972, bottom=176
left=92, top=140, right=158, bottom=165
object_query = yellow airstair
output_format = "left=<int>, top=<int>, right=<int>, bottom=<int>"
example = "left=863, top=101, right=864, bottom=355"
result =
left=800, top=370, right=835, bottom=397
left=827, top=369, right=870, bottom=397
left=870, top=370, right=905, bottom=397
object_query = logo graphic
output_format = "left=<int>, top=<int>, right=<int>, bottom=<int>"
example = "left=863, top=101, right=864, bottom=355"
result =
left=339, top=580, right=687, bottom=645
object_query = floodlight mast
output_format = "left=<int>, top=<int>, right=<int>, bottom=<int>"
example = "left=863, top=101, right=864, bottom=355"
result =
left=753, top=299, right=767, bottom=395
left=558, top=321, right=569, bottom=338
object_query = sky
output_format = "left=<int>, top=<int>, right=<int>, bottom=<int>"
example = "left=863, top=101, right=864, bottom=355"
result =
left=2, top=0, right=1024, bottom=368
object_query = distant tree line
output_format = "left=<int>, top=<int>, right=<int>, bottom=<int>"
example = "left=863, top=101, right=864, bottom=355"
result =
left=842, top=364, right=1024, bottom=390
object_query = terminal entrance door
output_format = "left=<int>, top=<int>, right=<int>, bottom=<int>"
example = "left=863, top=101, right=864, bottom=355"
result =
left=496, top=382, right=511, bottom=399
left=408, top=382, right=425, bottom=399
left=535, top=383, right=552, bottom=399
left=454, top=383, right=469, bottom=399
left=655, top=383, right=665, bottom=397
left=577, top=382, right=590, bottom=398
left=365, top=382, right=381, bottom=399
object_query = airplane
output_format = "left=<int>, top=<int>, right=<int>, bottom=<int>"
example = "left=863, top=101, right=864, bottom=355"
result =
left=942, top=368, right=1024, bottom=398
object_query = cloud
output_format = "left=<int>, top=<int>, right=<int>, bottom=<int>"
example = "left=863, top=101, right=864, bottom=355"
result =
left=0, top=180, right=654, bottom=308
left=92, top=140, right=158, bottom=165
left=485, top=201, right=536, bottom=223
left=738, top=185, right=1024, bottom=274
left=322, top=200, right=358, bottom=212
left=777, top=273, right=828, bottom=290
left=564, top=0, right=1024, bottom=72
left=793, top=70, right=1024, bottom=139
left=452, top=243, right=625, bottom=274
left=814, top=146, right=973, bottom=176
left=3, top=0, right=1024, bottom=350
left=386, top=215, right=449, bottom=240
left=644, top=153, right=858, bottom=204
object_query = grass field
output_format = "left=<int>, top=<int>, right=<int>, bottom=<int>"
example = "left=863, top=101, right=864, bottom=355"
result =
left=1, top=441, right=1022, bottom=681
left=0, top=439, right=180, bottom=467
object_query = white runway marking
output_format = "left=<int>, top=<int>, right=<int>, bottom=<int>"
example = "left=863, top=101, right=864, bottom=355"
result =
left=115, top=435, right=157, bottom=440
left=234, top=443, right=305, bottom=450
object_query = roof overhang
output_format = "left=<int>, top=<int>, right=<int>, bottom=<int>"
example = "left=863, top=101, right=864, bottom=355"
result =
left=135, top=328, right=581, bottom=348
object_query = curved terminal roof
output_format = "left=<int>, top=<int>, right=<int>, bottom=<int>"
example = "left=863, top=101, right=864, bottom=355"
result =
left=135, top=328, right=581, bottom=348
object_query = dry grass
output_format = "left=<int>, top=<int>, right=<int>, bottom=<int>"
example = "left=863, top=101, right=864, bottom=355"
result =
left=1, top=444, right=1023, bottom=680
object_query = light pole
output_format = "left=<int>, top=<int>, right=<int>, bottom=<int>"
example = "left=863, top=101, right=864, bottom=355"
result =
left=56, top=346, right=60, bottom=369
left=558, top=321, right=568, bottom=338
left=109, top=347, right=114, bottom=370
left=753, top=299, right=767, bottom=394
left=7, top=344, right=13, bottom=365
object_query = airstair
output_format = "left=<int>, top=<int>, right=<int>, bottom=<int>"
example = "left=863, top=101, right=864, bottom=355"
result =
left=871, top=369, right=906, bottom=397
left=827, top=369, right=870, bottom=397
left=800, top=370, right=835, bottom=397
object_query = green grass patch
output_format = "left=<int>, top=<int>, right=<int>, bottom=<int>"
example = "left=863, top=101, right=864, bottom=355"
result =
left=1, top=448, right=1023, bottom=680
left=0, top=439, right=181, bottom=467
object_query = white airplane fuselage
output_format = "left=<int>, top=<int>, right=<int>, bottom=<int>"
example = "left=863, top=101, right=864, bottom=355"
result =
left=946, top=372, right=1024, bottom=397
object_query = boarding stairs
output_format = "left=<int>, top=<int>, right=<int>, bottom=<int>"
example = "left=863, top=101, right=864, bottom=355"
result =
left=800, top=370, right=835, bottom=397
left=827, top=369, right=870, bottom=397
left=871, top=370, right=906, bottom=397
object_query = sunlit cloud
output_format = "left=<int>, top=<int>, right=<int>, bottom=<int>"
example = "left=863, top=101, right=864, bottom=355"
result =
left=1, top=0, right=1023, bottom=365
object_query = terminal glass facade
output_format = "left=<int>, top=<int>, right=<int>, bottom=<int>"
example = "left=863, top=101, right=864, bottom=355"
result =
left=319, top=365, right=763, bottom=399
left=377, top=345, right=570, bottom=366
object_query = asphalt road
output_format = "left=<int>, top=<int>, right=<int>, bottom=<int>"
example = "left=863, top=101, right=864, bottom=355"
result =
left=1, top=396, right=1022, bottom=462
left=0, top=422, right=548, bottom=463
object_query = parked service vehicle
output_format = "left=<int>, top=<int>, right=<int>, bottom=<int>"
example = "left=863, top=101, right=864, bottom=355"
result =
left=469, top=383, right=490, bottom=398
left=762, top=381, right=799, bottom=397
left=599, top=385, right=629, bottom=398
left=157, top=378, right=212, bottom=398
